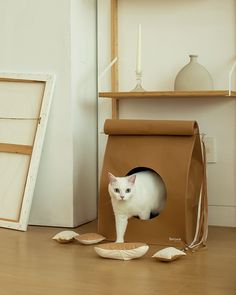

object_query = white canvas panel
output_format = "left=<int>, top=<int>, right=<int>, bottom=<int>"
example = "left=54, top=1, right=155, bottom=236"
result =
left=0, top=73, right=55, bottom=231
left=0, top=153, right=30, bottom=221
left=0, top=81, right=44, bottom=118
left=0, top=81, right=45, bottom=146
left=0, top=120, right=38, bottom=146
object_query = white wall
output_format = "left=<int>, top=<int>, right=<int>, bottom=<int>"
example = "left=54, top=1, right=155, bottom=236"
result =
left=98, top=0, right=236, bottom=227
left=0, top=0, right=97, bottom=227
left=71, top=0, right=97, bottom=225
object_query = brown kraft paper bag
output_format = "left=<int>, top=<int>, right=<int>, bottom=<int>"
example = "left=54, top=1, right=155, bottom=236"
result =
left=98, top=119, right=208, bottom=249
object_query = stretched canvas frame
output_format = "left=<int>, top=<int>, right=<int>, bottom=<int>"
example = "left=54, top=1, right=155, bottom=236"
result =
left=0, top=73, right=55, bottom=231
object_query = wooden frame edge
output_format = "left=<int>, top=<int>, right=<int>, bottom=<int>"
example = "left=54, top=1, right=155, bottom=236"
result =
left=111, top=0, right=119, bottom=119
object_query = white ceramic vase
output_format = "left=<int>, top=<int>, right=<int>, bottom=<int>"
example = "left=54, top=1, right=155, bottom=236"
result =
left=174, top=55, right=214, bottom=91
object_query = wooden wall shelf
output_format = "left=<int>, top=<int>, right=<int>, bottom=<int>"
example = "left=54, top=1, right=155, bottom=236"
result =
left=99, top=90, right=236, bottom=119
left=99, top=90, right=236, bottom=99
left=105, top=0, right=236, bottom=119
left=106, top=1, right=236, bottom=118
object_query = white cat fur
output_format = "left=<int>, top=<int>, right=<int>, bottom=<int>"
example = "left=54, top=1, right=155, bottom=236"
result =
left=108, top=170, right=166, bottom=243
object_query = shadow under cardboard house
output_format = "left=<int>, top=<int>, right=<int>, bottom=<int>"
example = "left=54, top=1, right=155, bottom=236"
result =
left=98, top=119, right=208, bottom=249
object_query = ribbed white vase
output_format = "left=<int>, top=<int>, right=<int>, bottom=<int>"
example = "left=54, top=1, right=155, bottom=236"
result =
left=174, top=55, right=214, bottom=91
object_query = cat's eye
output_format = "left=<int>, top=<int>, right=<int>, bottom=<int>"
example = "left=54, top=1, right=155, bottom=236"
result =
left=114, top=188, right=120, bottom=193
left=126, top=188, right=131, bottom=193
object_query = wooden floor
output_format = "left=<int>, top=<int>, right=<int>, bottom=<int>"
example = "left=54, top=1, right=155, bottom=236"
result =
left=0, top=221, right=235, bottom=295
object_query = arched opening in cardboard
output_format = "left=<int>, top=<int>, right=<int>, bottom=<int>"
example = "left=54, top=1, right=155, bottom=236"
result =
left=126, top=167, right=167, bottom=220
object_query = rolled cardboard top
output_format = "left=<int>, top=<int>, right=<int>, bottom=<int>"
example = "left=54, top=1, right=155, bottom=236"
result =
left=104, top=119, right=199, bottom=136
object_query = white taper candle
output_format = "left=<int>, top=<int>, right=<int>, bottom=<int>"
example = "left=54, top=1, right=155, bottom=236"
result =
left=136, top=24, right=142, bottom=74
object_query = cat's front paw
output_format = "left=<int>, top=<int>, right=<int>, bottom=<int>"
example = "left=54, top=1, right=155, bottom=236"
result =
left=115, top=239, right=124, bottom=243
left=139, top=210, right=153, bottom=220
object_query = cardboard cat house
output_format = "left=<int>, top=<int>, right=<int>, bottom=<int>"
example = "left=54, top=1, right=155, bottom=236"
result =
left=98, top=119, right=208, bottom=249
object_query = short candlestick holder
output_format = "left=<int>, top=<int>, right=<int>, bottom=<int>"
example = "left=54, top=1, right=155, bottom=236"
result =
left=131, top=71, right=145, bottom=92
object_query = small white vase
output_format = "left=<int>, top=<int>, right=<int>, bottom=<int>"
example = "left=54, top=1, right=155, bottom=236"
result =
left=174, top=55, right=214, bottom=91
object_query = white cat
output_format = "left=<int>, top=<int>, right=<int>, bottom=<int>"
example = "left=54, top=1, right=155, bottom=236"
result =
left=108, top=170, right=166, bottom=243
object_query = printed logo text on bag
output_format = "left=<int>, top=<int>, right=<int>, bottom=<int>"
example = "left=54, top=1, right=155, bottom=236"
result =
left=169, top=237, right=182, bottom=242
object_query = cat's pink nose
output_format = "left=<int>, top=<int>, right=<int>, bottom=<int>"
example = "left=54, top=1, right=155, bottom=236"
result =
left=120, top=196, right=125, bottom=200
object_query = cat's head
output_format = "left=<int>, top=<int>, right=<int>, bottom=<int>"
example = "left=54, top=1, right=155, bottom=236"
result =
left=108, top=172, right=136, bottom=201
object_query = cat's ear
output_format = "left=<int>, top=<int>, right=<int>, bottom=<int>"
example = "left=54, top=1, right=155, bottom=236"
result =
left=108, top=172, right=117, bottom=183
left=127, top=175, right=136, bottom=184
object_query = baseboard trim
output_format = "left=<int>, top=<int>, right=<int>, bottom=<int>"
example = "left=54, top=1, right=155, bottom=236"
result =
left=208, top=205, right=236, bottom=227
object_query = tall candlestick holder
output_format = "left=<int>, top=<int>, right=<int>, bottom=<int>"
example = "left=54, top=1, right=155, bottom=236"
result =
left=131, top=71, right=145, bottom=92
